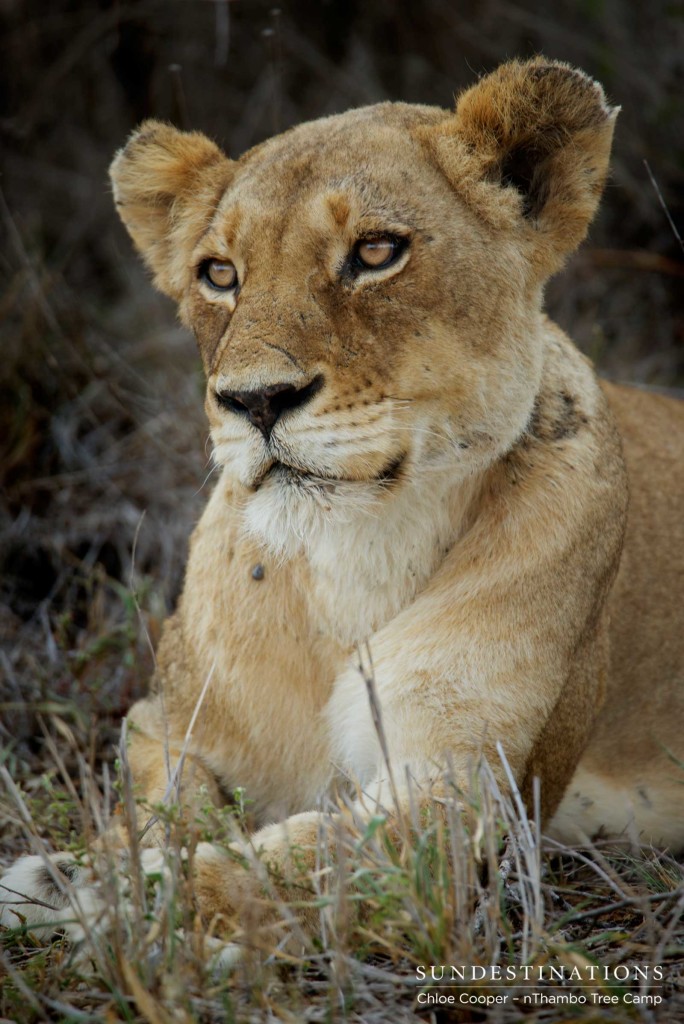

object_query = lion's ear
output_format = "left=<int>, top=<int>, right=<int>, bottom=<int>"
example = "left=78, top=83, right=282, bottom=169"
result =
left=419, top=59, right=618, bottom=274
left=109, top=121, right=234, bottom=299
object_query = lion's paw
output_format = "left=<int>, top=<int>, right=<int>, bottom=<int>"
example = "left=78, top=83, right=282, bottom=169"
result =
left=0, top=845, right=246, bottom=967
left=0, top=853, right=106, bottom=943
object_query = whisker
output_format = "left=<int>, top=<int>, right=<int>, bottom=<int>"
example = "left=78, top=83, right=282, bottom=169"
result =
left=195, top=462, right=223, bottom=495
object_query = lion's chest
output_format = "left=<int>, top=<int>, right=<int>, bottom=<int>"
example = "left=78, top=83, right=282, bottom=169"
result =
left=179, top=474, right=464, bottom=817
left=242, top=469, right=465, bottom=647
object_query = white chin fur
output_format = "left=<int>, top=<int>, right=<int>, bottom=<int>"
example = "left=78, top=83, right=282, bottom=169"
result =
left=242, top=467, right=385, bottom=561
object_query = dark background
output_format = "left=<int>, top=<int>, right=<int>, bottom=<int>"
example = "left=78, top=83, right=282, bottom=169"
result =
left=1, top=0, right=683, bottom=793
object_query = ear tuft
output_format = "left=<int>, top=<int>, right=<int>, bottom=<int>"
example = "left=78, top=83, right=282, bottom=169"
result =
left=419, top=58, right=618, bottom=274
left=110, top=121, right=234, bottom=298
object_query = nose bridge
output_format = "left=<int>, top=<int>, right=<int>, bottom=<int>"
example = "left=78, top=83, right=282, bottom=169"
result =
left=213, top=283, right=324, bottom=385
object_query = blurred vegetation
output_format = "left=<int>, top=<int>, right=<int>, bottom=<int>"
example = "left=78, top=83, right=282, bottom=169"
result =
left=0, top=0, right=683, bottom=839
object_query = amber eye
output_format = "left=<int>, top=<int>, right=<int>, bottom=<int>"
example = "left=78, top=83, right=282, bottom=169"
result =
left=353, top=235, right=405, bottom=271
left=200, top=258, right=238, bottom=291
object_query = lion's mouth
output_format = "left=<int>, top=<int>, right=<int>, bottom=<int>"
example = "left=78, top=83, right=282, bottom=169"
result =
left=253, top=453, right=406, bottom=491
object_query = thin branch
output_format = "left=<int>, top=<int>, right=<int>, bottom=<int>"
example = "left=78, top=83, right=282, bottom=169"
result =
left=644, top=160, right=684, bottom=255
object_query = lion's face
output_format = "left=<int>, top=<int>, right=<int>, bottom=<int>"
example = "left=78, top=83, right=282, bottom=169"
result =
left=191, top=108, right=538, bottom=506
left=110, top=60, right=616, bottom=541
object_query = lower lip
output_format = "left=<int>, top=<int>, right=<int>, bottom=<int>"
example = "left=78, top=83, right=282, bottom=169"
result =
left=271, top=463, right=346, bottom=484
left=261, top=455, right=404, bottom=487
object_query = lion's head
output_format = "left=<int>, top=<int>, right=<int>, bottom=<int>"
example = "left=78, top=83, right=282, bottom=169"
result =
left=110, top=59, right=616, bottom=554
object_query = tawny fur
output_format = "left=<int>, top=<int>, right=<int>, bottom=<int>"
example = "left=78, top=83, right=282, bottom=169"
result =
left=2, top=57, right=683, bottom=942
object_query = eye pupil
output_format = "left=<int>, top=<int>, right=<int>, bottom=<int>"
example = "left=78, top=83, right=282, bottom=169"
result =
left=202, top=259, right=237, bottom=290
left=355, top=236, right=400, bottom=269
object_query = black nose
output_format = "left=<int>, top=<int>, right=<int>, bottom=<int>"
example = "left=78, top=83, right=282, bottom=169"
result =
left=216, top=374, right=324, bottom=439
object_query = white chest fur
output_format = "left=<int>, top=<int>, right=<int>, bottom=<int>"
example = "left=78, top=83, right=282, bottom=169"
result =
left=242, top=465, right=478, bottom=648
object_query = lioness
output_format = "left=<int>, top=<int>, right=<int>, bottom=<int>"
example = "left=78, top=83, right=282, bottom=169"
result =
left=2, top=57, right=683, bottom=941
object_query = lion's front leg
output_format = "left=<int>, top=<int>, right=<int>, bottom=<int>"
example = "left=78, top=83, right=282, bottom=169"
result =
left=121, top=697, right=226, bottom=842
left=324, top=408, right=625, bottom=825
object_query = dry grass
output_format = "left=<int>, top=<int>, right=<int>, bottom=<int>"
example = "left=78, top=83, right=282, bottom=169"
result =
left=1, top=0, right=683, bottom=1020
left=2, top=731, right=684, bottom=1022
